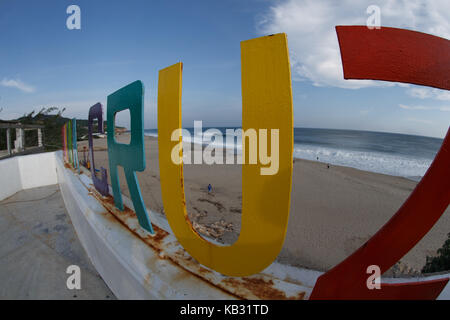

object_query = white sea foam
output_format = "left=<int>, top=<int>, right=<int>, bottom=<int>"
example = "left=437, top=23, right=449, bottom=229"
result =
left=144, top=132, right=158, bottom=138
left=145, top=131, right=432, bottom=180
left=293, top=144, right=431, bottom=180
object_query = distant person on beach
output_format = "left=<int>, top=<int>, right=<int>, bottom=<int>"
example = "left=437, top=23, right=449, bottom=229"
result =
left=208, top=184, right=212, bottom=193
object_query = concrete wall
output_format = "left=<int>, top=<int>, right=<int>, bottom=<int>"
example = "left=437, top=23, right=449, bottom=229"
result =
left=0, top=152, right=57, bottom=201
left=0, top=156, right=22, bottom=201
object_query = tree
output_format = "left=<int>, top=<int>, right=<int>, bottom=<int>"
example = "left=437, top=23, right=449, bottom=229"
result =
left=19, top=107, right=68, bottom=151
left=422, top=232, right=450, bottom=273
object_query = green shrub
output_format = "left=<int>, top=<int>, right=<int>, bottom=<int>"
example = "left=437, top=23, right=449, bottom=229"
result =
left=422, top=232, right=450, bottom=273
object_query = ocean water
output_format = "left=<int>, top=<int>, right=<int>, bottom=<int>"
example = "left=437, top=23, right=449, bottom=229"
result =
left=144, top=127, right=444, bottom=181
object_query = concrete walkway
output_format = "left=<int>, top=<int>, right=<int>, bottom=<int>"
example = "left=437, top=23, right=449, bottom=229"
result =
left=0, top=185, right=115, bottom=299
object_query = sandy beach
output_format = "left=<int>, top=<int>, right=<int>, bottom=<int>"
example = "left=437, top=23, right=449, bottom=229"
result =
left=78, top=134, right=450, bottom=277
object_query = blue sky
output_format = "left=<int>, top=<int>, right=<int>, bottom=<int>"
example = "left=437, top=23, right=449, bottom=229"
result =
left=0, top=0, right=449, bottom=138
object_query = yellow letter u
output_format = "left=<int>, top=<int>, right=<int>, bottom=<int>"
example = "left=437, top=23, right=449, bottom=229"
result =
left=157, top=33, right=293, bottom=276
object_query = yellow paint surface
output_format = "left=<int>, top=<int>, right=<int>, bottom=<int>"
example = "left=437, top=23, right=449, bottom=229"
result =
left=158, top=33, right=293, bottom=276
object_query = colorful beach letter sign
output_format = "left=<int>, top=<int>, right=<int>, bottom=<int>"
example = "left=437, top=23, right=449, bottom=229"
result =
left=60, top=29, right=447, bottom=298
left=71, top=118, right=79, bottom=171
left=61, top=124, right=68, bottom=162
left=158, top=33, right=293, bottom=276
left=61, top=118, right=79, bottom=171
left=67, top=120, right=73, bottom=165
left=310, top=26, right=450, bottom=300
left=107, top=80, right=154, bottom=234
left=88, top=103, right=109, bottom=196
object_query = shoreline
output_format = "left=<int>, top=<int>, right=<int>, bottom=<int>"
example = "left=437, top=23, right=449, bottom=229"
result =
left=142, top=133, right=426, bottom=182
left=78, top=134, right=450, bottom=277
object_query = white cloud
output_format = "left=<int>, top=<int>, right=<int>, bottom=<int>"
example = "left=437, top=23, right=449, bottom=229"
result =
left=408, top=87, right=432, bottom=99
left=406, top=117, right=433, bottom=124
left=399, top=104, right=450, bottom=111
left=1, top=78, right=36, bottom=93
left=407, top=87, right=450, bottom=100
left=257, top=0, right=450, bottom=89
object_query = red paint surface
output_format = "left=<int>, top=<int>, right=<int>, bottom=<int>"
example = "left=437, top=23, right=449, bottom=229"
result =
left=310, top=26, right=450, bottom=300
left=336, top=26, right=450, bottom=90
left=356, top=279, right=449, bottom=300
